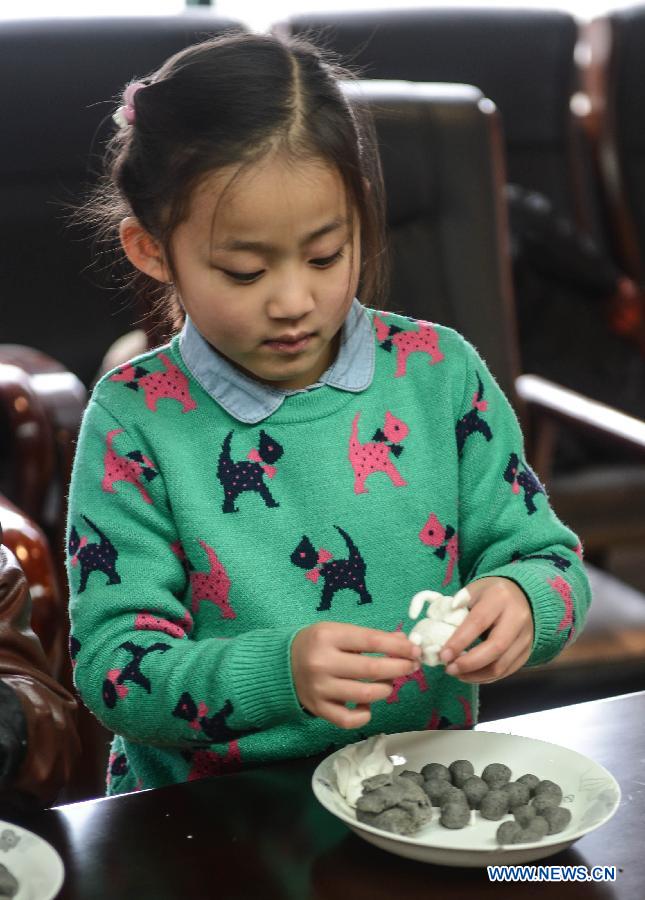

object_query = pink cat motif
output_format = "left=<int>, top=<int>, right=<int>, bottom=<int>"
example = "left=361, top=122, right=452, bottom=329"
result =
left=375, top=314, right=444, bottom=377
left=102, top=428, right=157, bottom=504
left=134, top=610, right=193, bottom=639
left=549, top=575, right=576, bottom=644
left=189, top=539, right=236, bottom=620
left=419, top=512, right=459, bottom=587
left=110, top=353, right=196, bottom=413
left=348, top=411, right=409, bottom=494
left=187, top=741, right=242, bottom=781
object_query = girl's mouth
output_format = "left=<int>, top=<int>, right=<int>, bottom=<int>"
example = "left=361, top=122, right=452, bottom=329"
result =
left=263, top=333, right=313, bottom=354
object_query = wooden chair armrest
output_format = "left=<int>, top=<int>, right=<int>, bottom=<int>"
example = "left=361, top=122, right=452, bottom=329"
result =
left=0, top=493, right=65, bottom=676
left=0, top=346, right=87, bottom=515
left=516, top=373, right=645, bottom=460
left=0, top=364, right=55, bottom=520
left=0, top=345, right=87, bottom=432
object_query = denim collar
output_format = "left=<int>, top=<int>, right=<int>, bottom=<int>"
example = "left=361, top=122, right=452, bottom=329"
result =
left=178, top=298, right=374, bottom=424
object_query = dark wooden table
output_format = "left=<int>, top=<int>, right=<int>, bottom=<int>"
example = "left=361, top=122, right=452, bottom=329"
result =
left=6, top=691, right=644, bottom=899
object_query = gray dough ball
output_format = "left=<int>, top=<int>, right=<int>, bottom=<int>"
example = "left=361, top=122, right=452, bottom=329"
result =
left=442, top=786, right=469, bottom=806
left=535, top=780, right=563, bottom=804
left=449, top=759, right=475, bottom=788
left=440, top=800, right=471, bottom=829
left=0, top=863, right=18, bottom=898
left=513, top=803, right=537, bottom=828
left=361, top=772, right=394, bottom=792
left=514, top=828, right=537, bottom=844
left=423, top=777, right=454, bottom=806
left=482, top=763, right=512, bottom=790
left=503, top=781, right=531, bottom=809
left=462, top=776, right=489, bottom=809
left=523, top=816, right=549, bottom=840
left=399, top=770, right=425, bottom=788
left=421, top=762, right=451, bottom=783
left=542, top=806, right=572, bottom=835
left=513, top=817, right=549, bottom=844
left=480, top=789, right=509, bottom=820
left=532, top=794, right=560, bottom=814
left=496, top=820, right=523, bottom=845
left=517, top=773, right=540, bottom=796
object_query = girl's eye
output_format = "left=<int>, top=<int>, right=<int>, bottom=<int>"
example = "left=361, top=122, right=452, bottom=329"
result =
left=311, top=249, right=344, bottom=268
left=221, top=268, right=264, bottom=284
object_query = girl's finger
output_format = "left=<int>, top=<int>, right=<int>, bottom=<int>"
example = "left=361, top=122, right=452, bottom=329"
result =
left=449, top=640, right=531, bottom=684
left=445, top=616, right=520, bottom=675
left=317, top=699, right=372, bottom=730
left=333, top=624, right=421, bottom=659
left=441, top=598, right=503, bottom=659
left=323, top=677, right=394, bottom=706
left=329, top=651, right=420, bottom=683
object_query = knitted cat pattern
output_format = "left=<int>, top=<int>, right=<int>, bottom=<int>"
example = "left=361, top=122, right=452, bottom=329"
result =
left=66, top=308, right=591, bottom=795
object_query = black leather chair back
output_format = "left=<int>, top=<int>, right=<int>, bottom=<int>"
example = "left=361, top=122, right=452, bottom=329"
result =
left=345, top=80, right=520, bottom=404
left=281, top=8, right=601, bottom=236
left=0, top=14, right=246, bottom=387
left=585, top=7, right=645, bottom=285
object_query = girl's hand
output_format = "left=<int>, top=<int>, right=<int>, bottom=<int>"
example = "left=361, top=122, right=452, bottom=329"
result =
left=291, top=622, right=422, bottom=729
left=438, top=577, right=534, bottom=683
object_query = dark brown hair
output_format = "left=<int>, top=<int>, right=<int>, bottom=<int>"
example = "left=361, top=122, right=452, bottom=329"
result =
left=88, top=31, right=388, bottom=339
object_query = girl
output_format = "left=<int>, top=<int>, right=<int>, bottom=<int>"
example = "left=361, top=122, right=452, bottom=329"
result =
left=67, top=32, right=591, bottom=796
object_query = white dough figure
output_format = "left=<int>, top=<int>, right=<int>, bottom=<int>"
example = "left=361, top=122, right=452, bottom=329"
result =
left=333, top=733, right=394, bottom=807
left=407, top=587, right=471, bottom=666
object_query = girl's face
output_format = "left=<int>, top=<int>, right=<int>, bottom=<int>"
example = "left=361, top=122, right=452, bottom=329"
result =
left=169, top=154, right=361, bottom=390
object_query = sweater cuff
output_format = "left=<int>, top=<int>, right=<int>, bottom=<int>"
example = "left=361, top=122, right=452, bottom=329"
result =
left=477, top=565, right=567, bottom=667
left=226, top=627, right=309, bottom=727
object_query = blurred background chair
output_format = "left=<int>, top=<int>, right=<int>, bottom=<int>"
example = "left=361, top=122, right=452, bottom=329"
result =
left=580, top=6, right=645, bottom=292
left=0, top=493, right=64, bottom=679
left=0, top=346, right=86, bottom=577
left=0, top=13, right=247, bottom=390
left=0, top=349, right=108, bottom=801
left=279, top=7, right=603, bottom=238
left=278, top=6, right=645, bottom=590
left=0, top=532, right=81, bottom=807
left=346, top=81, right=519, bottom=401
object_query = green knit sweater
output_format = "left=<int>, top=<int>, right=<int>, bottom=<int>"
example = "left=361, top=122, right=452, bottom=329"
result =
left=66, top=310, right=591, bottom=795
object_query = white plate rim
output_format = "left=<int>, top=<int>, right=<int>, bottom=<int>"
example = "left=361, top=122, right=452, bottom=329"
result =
left=0, top=819, right=65, bottom=900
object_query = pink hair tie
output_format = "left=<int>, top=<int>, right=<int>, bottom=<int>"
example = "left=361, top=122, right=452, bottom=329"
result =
left=113, top=81, right=146, bottom=128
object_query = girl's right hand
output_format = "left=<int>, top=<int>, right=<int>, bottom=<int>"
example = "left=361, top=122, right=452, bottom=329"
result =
left=291, top=622, right=422, bottom=729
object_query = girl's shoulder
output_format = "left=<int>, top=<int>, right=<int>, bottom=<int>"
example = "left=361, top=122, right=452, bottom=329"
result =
left=89, top=339, right=186, bottom=413
left=92, top=341, right=176, bottom=394
left=366, top=307, right=473, bottom=362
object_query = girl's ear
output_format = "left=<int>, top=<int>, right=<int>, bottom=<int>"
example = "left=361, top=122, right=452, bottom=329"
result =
left=119, top=217, right=172, bottom=283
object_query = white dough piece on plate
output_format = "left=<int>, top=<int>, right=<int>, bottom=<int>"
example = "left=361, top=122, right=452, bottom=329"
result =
left=333, top=734, right=394, bottom=807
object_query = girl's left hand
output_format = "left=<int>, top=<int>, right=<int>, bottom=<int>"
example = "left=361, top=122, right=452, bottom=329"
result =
left=438, top=576, right=534, bottom=683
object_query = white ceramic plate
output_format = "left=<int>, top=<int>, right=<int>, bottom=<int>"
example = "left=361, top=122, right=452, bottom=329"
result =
left=0, top=821, right=64, bottom=899
left=312, top=730, right=621, bottom=867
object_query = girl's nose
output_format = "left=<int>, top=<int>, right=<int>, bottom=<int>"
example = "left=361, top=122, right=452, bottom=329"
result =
left=267, top=272, right=316, bottom=320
